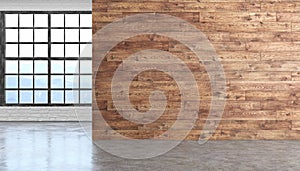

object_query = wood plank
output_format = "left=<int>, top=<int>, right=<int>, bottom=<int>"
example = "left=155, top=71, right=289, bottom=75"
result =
left=200, top=12, right=276, bottom=23
left=93, top=0, right=300, bottom=140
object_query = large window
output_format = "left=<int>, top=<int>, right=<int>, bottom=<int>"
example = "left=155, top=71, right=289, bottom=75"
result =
left=2, top=11, right=92, bottom=106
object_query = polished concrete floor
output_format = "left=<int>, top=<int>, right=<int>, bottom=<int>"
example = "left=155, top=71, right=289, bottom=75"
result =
left=0, top=122, right=300, bottom=171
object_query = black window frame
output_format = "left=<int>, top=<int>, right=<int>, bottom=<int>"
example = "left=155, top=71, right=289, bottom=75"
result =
left=0, top=11, right=92, bottom=106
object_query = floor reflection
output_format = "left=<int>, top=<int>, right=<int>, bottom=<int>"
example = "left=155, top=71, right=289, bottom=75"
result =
left=0, top=122, right=300, bottom=171
left=1, top=122, right=93, bottom=170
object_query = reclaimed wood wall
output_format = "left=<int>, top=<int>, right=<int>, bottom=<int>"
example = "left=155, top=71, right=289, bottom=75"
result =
left=93, top=0, right=300, bottom=140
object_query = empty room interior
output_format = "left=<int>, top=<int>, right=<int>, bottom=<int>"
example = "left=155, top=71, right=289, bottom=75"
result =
left=1, top=0, right=300, bottom=170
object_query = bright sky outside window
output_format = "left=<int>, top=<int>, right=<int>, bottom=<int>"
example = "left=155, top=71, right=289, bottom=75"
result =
left=3, top=11, right=92, bottom=105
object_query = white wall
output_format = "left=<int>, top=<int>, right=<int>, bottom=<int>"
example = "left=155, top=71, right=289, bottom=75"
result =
left=0, top=107, right=92, bottom=121
left=0, top=0, right=91, bottom=11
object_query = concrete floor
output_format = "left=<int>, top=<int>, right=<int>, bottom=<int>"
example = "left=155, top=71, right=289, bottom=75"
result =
left=0, top=122, right=300, bottom=171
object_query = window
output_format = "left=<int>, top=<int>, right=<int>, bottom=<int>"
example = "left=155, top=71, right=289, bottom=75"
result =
left=1, top=11, right=92, bottom=106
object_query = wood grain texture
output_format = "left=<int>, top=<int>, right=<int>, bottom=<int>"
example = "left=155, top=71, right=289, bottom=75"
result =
left=93, top=0, right=300, bottom=140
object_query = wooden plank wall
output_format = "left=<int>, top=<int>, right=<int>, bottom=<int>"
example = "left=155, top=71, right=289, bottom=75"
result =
left=92, top=0, right=300, bottom=140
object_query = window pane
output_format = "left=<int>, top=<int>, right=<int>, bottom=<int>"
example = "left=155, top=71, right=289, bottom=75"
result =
left=51, top=44, right=64, bottom=57
left=80, top=75, right=92, bottom=89
left=51, top=61, right=64, bottom=73
left=20, top=29, right=33, bottom=42
left=34, top=29, right=48, bottom=42
left=51, top=75, right=64, bottom=88
left=19, top=14, right=33, bottom=27
left=51, top=29, right=64, bottom=42
left=5, top=76, right=18, bottom=89
left=65, top=29, right=79, bottom=42
left=6, top=29, right=18, bottom=42
left=6, top=60, right=18, bottom=74
left=35, top=75, right=48, bottom=89
left=65, top=90, right=79, bottom=104
left=20, top=44, right=33, bottom=57
left=80, top=29, right=92, bottom=42
left=34, top=90, right=48, bottom=104
left=5, top=14, right=18, bottom=27
left=20, top=90, right=33, bottom=104
left=80, top=90, right=92, bottom=104
left=65, top=75, right=79, bottom=88
left=65, top=44, right=79, bottom=57
left=80, top=44, right=92, bottom=57
left=20, top=60, right=33, bottom=74
left=6, top=91, right=18, bottom=104
left=34, top=44, right=48, bottom=57
left=65, top=14, right=79, bottom=27
left=34, top=61, right=48, bottom=74
left=80, top=14, right=92, bottom=27
left=20, top=75, right=33, bottom=88
left=51, top=14, right=64, bottom=27
left=51, top=90, right=64, bottom=104
left=6, top=44, right=18, bottom=57
left=65, top=60, right=78, bottom=74
left=34, top=14, right=48, bottom=27
left=80, top=60, right=92, bottom=74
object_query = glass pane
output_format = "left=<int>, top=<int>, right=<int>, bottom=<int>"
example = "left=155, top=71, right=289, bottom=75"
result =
left=5, top=14, right=18, bottom=27
left=6, top=29, right=18, bottom=42
left=65, top=60, right=78, bottom=74
left=65, top=29, right=79, bottom=42
left=51, top=14, right=64, bottom=27
left=65, top=44, right=79, bottom=57
left=51, top=75, right=64, bottom=88
left=80, top=75, right=92, bottom=89
left=20, top=29, right=33, bottom=42
left=80, top=44, right=92, bottom=57
left=20, top=44, right=33, bottom=57
left=65, top=75, right=79, bottom=88
left=34, top=90, right=48, bottom=104
left=35, top=75, right=48, bottom=89
left=51, top=44, right=64, bottom=57
left=20, top=60, right=33, bottom=74
left=80, top=90, right=92, bottom=104
left=34, top=29, right=48, bottom=42
left=51, top=90, right=64, bottom=104
left=6, top=44, right=18, bottom=57
left=34, top=61, right=48, bottom=74
left=20, top=90, right=33, bottom=104
left=6, top=60, right=18, bottom=74
left=80, top=14, right=92, bottom=27
left=80, top=29, right=92, bottom=42
left=65, top=90, right=79, bottom=104
left=6, top=90, right=18, bottom=104
left=80, top=60, right=92, bottom=74
left=34, top=44, right=48, bottom=57
left=19, top=14, right=33, bottom=27
left=51, top=61, right=64, bottom=74
left=51, top=29, right=64, bottom=42
left=5, top=76, right=18, bottom=89
left=65, top=14, right=79, bottom=27
left=20, top=75, right=33, bottom=88
left=34, top=14, right=48, bottom=27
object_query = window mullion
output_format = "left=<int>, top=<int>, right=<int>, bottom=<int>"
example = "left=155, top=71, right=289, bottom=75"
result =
left=48, top=13, right=51, bottom=105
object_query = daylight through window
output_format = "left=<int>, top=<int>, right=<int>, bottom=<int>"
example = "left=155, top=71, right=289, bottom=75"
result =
left=3, top=11, right=92, bottom=105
